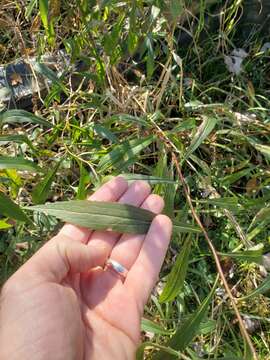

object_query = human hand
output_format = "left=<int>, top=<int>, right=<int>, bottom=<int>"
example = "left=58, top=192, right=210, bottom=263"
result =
left=0, top=177, right=172, bottom=360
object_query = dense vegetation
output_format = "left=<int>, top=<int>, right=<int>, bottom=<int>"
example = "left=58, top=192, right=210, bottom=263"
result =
left=1, top=1, right=270, bottom=358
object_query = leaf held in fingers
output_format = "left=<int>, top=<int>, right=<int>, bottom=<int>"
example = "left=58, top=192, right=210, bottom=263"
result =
left=0, top=192, right=30, bottom=223
left=159, top=237, right=192, bottom=303
left=25, top=200, right=201, bottom=235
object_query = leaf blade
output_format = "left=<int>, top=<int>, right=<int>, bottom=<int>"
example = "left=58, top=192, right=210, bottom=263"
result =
left=183, top=116, right=217, bottom=161
left=0, top=192, right=30, bottom=223
left=159, top=237, right=192, bottom=303
left=25, top=200, right=200, bottom=234
left=0, top=110, right=52, bottom=128
left=0, top=157, right=43, bottom=172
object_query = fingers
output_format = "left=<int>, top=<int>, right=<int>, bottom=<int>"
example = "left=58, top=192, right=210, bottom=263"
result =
left=125, top=215, right=172, bottom=314
left=108, top=194, right=164, bottom=270
left=16, top=234, right=107, bottom=283
left=59, top=176, right=128, bottom=243
left=87, top=180, right=151, bottom=257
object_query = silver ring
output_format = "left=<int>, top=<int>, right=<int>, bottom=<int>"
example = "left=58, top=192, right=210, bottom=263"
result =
left=105, top=259, right=128, bottom=280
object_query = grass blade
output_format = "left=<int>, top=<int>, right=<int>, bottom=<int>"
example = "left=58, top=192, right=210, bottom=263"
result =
left=76, top=163, right=91, bottom=200
left=25, top=200, right=200, bottom=234
left=154, top=276, right=218, bottom=359
left=0, top=134, right=36, bottom=151
left=159, top=237, right=192, bottom=303
left=97, top=135, right=155, bottom=173
left=240, top=275, right=270, bottom=300
left=0, top=110, right=51, bottom=128
left=0, top=157, right=43, bottom=172
left=32, top=161, right=61, bottom=204
left=183, top=116, right=217, bottom=161
left=0, top=192, right=30, bottom=223
left=141, top=318, right=174, bottom=336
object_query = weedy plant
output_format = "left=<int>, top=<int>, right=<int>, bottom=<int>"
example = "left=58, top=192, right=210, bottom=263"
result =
left=1, top=0, right=270, bottom=358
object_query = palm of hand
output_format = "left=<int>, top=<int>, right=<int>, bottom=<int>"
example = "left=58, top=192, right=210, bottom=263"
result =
left=0, top=177, right=171, bottom=360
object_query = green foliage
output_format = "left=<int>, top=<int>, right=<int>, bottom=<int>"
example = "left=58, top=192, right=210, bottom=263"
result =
left=1, top=0, right=270, bottom=358
left=159, top=236, right=192, bottom=303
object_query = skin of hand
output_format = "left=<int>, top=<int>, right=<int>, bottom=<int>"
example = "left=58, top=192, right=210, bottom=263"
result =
left=0, top=177, right=172, bottom=360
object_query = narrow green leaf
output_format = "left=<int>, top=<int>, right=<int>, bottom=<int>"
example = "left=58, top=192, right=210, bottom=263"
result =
left=25, top=0, right=38, bottom=19
left=0, top=192, right=29, bottom=223
left=159, top=237, right=192, bottom=303
left=0, top=134, right=36, bottom=151
left=0, top=110, right=51, bottom=128
left=32, top=161, right=61, bottom=204
left=0, top=157, right=43, bottom=172
left=250, top=207, right=270, bottom=229
left=97, top=135, right=155, bottom=173
left=219, top=245, right=264, bottom=265
left=93, top=124, right=118, bottom=143
left=0, top=219, right=12, bottom=230
left=154, top=277, right=218, bottom=359
left=76, top=163, right=90, bottom=200
left=25, top=200, right=200, bottom=234
left=141, top=318, right=174, bottom=335
left=110, top=114, right=148, bottom=127
left=220, top=168, right=254, bottom=187
left=171, top=118, right=196, bottom=132
left=39, top=0, right=49, bottom=29
left=240, top=275, right=270, bottom=300
left=248, top=138, right=270, bottom=161
left=184, top=116, right=217, bottom=161
left=121, top=173, right=178, bottom=185
left=202, top=197, right=243, bottom=212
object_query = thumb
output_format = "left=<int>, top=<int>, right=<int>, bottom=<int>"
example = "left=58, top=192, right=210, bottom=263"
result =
left=21, top=234, right=106, bottom=283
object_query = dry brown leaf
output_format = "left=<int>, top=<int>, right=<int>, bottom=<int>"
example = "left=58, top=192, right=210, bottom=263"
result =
left=246, top=177, right=258, bottom=195
left=49, top=0, right=61, bottom=19
left=30, top=15, right=41, bottom=33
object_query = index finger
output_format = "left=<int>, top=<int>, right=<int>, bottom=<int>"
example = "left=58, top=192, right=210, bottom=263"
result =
left=58, top=176, right=128, bottom=243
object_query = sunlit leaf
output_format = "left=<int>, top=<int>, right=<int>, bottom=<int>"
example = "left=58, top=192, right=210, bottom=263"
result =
left=25, top=200, right=201, bottom=235
left=0, top=219, right=12, bottom=230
